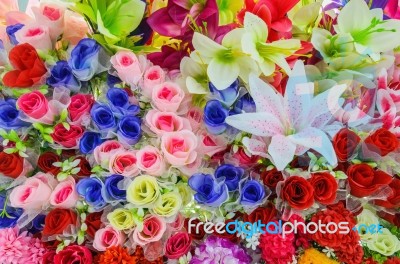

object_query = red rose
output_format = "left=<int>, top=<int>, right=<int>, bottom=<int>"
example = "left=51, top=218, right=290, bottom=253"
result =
left=51, top=123, right=84, bottom=148
left=214, top=219, right=240, bottom=243
left=385, top=257, right=400, bottom=264
left=38, top=152, right=61, bottom=175
left=54, top=245, right=92, bottom=264
left=377, top=211, right=400, bottom=228
left=333, top=128, right=360, bottom=161
left=184, top=218, right=205, bottom=240
left=43, top=209, right=77, bottom=236
left=233, top=147, right=260, bottom=166
left=309, top=172, right=338, bottom=205
left=2, top=43, right=47, bottom=88
left=365, top=128, right=399, bottom=156
left=281, top=176, right=314, bottom=210
left=347, top=164, right=392, bottom=197
left=364, top=257, right=379, bottom=264
left=374, top=178, right=400, bottom=208
left=243, top=202, right=277, bottom=223
left=310, top=208, right=356, bottom=250
left=42, top=251, right=56, bottom=264
left=68, top=94, right=94, bottom=122
left=75, top=157, right=92, bottom=177
left=164, top=232, right=192, bottom=259
left=260, top=168, right=283, bottom=190
left=85, top=211, right=103, bottom=238
left=0, top=152, right=24, bottom=178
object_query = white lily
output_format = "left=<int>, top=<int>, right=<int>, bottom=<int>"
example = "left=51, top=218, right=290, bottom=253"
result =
left=335, top=0, right=400, bottom=60
left=180, top=56, right=209, bottom=94
left=241, top=12, right=301, bottom=76
left=226, top=60, right=347, bottom=170
left=191, top=30, right=258, bottom=90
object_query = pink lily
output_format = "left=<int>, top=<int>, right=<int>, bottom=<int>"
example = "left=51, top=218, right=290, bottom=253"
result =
left=226, top=61, right=347, bottom=170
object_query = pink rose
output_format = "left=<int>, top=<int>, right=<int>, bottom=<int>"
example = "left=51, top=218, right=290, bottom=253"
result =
left=50, top=176, right=79, bottom=209
left=178, top=156, right=202, bottom=176
left=145, top=109, right=190, bottom=136
left=62, top=10, right=89, bottom=45
left=152, top=82, right=184, bottom=112
left=32, top=3, right=65, bottom=40
left=111, top=51, right=147, bottom=86
left=68, top=94, right=94, bottom=123
left=186, top=108, right=203, bottom=132
left=94, top=140, right=125, bottom=169
left=9, top=173, right=53, bottom=210
left=17, top=91, right=55, bottom=123
left=132, top=215, right=166, bottom=246
left=197, top=133, right=229, bottom=157
left=141, top=66, right=165, bottom=98
left=136, top=146, right=166, bottom=176
left=168, top=213, right=185, bottom=232
left=93, top=226, right=125, bottom=251
left=109, top=150, right=139, bottom=177
left=161, top=130, right=198, bottom=166
left=15, top=24, right=52, bottom=50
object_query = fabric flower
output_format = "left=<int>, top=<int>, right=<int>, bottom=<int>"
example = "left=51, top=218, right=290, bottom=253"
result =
left=47, top=61, right=81, bottom=92
left=76, top=178, right=106, bottom=210
left=0, top=227, right=47, bottom=264
left=189, top=173, right=228, bottom=207
left=190, top=236, right=251, bottom=264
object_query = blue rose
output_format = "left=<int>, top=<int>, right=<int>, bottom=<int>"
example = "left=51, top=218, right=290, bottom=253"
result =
left=102, top=174, right=126, bottom=203
left=204, top=100, right=229, bottom=134
left=107, top=74, right=122, bottom=88
left=0, top=194, right=22, bottom=228
left=209, top=79, right=240, bottom=107
left=29, top=214, right=45, bottom=234
left=117, top=116, right=142, bottom=145
left=47, top=61, right=81, bottom=92
left=240, top=180, right=266, bottom=206
left=0, top=99, right=28, bottom=130
left=189, top=173, right=228, bottom=207
left=6, top=24, right=24, bottom=45
left=68, top=38, right=108, bottom=81
left=107, top=88, right=140, bottom=116
left=76, top=177, right=106, bottom=210
left=79, top=132, right=104, bottom=154
left=232, top=93, right=256, bottom=114
left=215, top=164, right=244, bottom=191
left=90, top=103, right=117, bottom=131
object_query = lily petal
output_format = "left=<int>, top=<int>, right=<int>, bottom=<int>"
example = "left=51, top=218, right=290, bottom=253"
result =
left=243, top=12, right=268, bottom=42
left=192, top=32, right=225, bottom=59
left=225, top=112, right=284, bottom=137
left=207, top=59, right=240, bottom=90
left=248, top=74, right=284, bottom=121
left=268, top=134, right=296, bottom=171
left=288, top=127, right=337, bottom=166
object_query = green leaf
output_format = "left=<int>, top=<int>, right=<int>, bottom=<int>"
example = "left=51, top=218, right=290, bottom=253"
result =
left=62, top=122, right=71, bottom=131
left=73, top=3, right=96, bottom=23
left=43, top=128, right=54, bottom=134
left=3, top=148, right=16, bottom=154
left=18, top=151, right=28, bottom=158
left=60, top=109, right=68, bottom=122
left=33, top=123, right=44, bottom=133
left=43, top=135, right=54, bottom=144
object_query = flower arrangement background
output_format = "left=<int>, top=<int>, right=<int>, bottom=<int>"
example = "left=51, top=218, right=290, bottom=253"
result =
left=0, top=0, right=399, bottom=263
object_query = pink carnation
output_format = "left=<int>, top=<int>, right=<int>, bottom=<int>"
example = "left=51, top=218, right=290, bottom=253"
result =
left=259, top=226, right=296, bottom=264
left=0, top=227, right=47, bottom=264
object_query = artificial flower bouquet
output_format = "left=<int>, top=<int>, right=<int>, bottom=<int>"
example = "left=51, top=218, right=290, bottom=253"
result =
left=0, top=0, right=399, bottom=263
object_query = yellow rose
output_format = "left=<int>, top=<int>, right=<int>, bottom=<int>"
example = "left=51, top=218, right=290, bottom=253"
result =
left=152, top=192, right=182, bottom=218
left=107, top=208, right=136, bottom=230
left=367, top=228, right=400, bottom=256
left=177, top=182, right=193, bottom=206
left=127, top=175, right=160, bottom=207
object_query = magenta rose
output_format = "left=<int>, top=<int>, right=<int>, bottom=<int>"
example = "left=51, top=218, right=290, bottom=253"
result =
left=132, top=215, right=167, bottom=246
left=17, top=91, right=54, bottom=122
left=136, top=146, right=166, bottom=176
left=54, top=245, right=92, bottom=264
left=165, top=232, right=192, bottom=259
left=145, top=109, right=187, bottom=135
left=68, top=94, right=94, bottom=123
left=51, top=123, right=84, bottom=148
left=109, top=150, right=139, bottom=177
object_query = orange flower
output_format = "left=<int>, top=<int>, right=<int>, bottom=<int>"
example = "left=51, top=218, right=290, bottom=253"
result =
left=98, top=246, right=134, bottom=264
